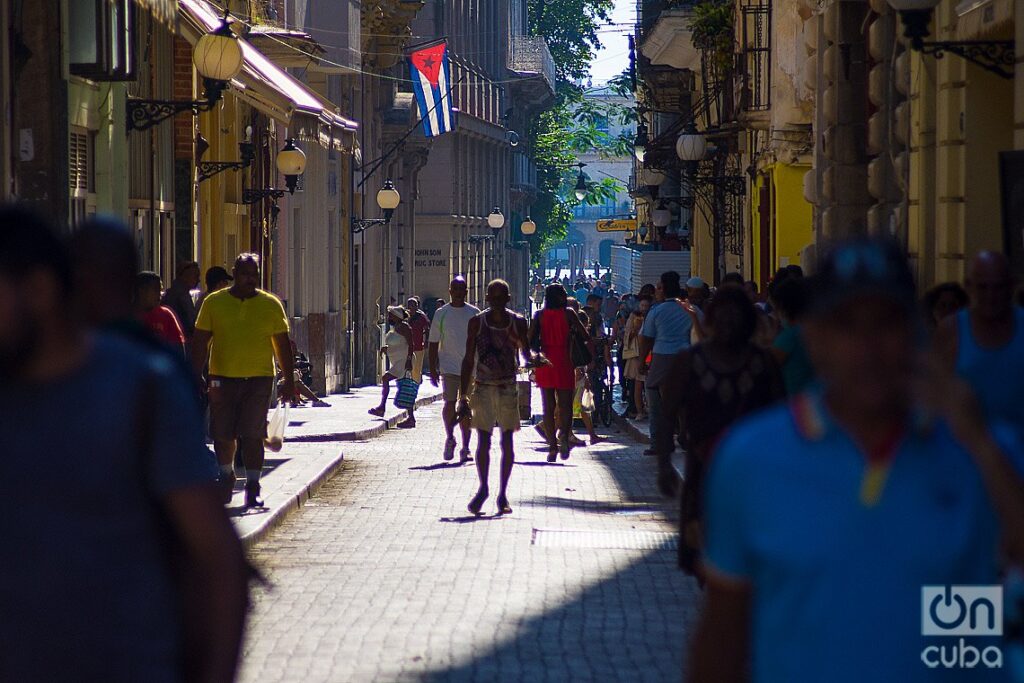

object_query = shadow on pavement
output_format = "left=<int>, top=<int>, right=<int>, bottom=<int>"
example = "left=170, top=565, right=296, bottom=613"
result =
left=438, top=515, right=509, bottom=524
left=420, top=549, right=695, bottom=681
left=409, top=462, right=465, bottom=471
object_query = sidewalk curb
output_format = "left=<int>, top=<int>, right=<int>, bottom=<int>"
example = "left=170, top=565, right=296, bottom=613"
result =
left=286, top=391, right=445, bottom=443
left=239, top=390, right=444, bottom=549
left=239, top=452, right=346, bottom=550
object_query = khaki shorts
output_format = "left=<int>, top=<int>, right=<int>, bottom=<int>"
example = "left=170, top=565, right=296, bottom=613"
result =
left=470, top=382, right=520, bottom=433
left=208, top=376, right=275, bottom=441
left=442, top=373, right=474, bottom=403
left=411, top=350, right=426, bottom=383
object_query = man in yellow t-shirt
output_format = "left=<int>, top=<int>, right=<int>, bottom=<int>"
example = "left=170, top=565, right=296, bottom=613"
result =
left=192, top=253, right=295, bottom=508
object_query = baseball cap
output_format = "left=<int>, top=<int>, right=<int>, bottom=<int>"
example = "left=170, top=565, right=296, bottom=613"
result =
left=205, top=265, right=233, bottom=290
left=807, top=238, right=916, bottom=317
left=686, top=276, right=705, bottom=289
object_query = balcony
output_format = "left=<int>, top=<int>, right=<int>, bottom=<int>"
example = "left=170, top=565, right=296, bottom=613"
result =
left=508, top=36, right=557, bottom=106
left=511, top=151, right=539, bottom=205
left=640, top=8, right=699, bottom=71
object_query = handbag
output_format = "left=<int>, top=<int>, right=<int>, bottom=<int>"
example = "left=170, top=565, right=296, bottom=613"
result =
left=568, top=311, right=594, bottom=368
left=393, top=372, right=420, bottom=410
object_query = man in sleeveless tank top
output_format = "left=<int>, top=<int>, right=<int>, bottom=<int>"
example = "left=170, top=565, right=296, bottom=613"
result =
left=460, top=280, right=538, bottom=516
left=936, top=251, right=1024, bottom=436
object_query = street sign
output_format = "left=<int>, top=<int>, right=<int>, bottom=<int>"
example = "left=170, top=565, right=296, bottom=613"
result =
left=596, top=218, right=637, bottom=233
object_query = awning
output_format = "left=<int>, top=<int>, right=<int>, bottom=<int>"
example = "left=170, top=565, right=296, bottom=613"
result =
left=956, top=0, right=1014, bottom=40
left=127, top=0, right=177, bottom=27
left=179, top=0, right=358, bottom=142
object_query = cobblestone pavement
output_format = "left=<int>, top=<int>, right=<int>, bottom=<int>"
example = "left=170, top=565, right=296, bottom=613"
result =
left=240, top=401, right=701, bottom=682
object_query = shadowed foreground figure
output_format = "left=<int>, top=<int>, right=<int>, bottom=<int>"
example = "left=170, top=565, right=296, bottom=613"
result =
left=689, top=238, right=1024, bottom=682
left=0, top=206, right=248, bottom=682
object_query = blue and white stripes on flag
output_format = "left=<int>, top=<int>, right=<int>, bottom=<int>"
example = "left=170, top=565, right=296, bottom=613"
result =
left=407, top=39, right=455, bottom=138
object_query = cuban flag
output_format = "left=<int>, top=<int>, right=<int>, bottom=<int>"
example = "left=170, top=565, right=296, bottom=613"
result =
left=408, top=39, right=455, bottom=137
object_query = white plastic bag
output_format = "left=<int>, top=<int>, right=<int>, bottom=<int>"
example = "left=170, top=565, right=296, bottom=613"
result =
left=580, top=388, right=595, bottom=413
left=265, top=404, right=289, bottom=452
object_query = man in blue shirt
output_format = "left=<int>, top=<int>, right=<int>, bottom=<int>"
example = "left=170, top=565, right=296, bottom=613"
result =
left=690, top=239, right=1024, bottom=682
left=0, top=207, right=249, bottom=682
left=936, top=251, right=1024, bottom=437
left=639, top=271, right=695, bottom=495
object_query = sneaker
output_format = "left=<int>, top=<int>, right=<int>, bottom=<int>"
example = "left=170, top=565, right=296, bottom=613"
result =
left=397, top=416, right=416, bottom=429
left=219, top=472, right=236, bottom=504
left=443, top=437, right=456, bottom=461
left=245, top=481, right=264, bottom=508
left=459, top=448, right=473, bottom=463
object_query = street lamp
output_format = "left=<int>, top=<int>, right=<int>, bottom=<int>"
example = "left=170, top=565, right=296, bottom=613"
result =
left=573, top=163, right=588, bottom=201
left=127, top=13, right=243, bottom=132
left=888, top=0, right=1015, bottom=78
left=633, top=121, right=649, bottom=163
left=652, top=202, right=672, bottom=230
left=242, top=138, right=307, bottom=204
left=676, top=124, right=708, bottom=162
left=520, top=214, right=537, bottom=236
left=352, top=179, right=402, bottom=233
left=470, top=207, right=506, bottom=243
left=196, top=126, right=256, bottom=183
left=487, top=206, right=505, bottom=230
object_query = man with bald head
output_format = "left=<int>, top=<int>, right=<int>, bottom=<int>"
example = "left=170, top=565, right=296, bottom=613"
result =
left=428, top=276, right=480, bottom=462
left=936, top=250, right=1024, bottom=433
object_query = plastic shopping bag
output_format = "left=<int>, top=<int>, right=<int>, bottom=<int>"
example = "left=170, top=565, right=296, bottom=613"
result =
left=393, top=373, right=420, bottom=410
left=265, top=404, right=289, bottom=453
left=580, top=387, right=595, bottom=413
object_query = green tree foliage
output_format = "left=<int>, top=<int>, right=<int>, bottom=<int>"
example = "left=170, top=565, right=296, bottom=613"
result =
left=524, top=0, right=636, bottom=260
left=529, top=0, right=614, bottom=83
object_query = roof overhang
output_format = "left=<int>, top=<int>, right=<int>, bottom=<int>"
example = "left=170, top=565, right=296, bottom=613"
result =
left=640, top=9, right=699, bottom=71
left=179, top=0, right=358, bottom=142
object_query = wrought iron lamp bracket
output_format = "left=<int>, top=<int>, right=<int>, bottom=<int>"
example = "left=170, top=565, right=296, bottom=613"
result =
left=198, top=159, right=250, bottom=183
left=126, top=79, right=227, bottom=133
left=242, top=188, right=286, bottom=205
left=351, top=217, right=390, bottom=234
left=914, top=38, right=1015, bottom=79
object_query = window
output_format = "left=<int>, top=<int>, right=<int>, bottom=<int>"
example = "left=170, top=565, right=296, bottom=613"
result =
left=69, top=127, right=96, bottom=225
left=68, top=128, right=95, bottom=193
left=69, top=0, right=135, bottom=81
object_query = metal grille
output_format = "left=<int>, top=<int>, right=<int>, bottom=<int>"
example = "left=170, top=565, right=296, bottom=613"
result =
left=532, top=529, right=678, bottom=550
left=740, top=0, right=771, bottom=112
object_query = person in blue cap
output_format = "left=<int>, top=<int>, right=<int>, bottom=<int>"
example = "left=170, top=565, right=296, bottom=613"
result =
left=690, top=238, right=1024, bottom=682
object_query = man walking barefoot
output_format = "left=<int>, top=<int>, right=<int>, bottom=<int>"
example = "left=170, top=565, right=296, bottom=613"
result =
left=429, top=276, right=480, bottom=462
left=192, top=253, right=295, bottom=508
left=460, top=280, right=537, bottom=515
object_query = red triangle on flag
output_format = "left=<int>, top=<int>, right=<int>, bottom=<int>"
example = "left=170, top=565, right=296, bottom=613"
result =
left=409, top=42, right=446, bottom=88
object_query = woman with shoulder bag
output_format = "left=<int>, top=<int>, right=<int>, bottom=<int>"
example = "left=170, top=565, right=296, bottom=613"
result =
left=529, top=284, right=590, bottom=461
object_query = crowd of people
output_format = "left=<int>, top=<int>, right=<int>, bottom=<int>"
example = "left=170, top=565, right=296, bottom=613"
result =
left=5, top=197, right=1024, bottom=680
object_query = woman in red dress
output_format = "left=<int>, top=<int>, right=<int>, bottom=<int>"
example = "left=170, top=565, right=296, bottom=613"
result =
left=529, top=284, right=588, bottom=461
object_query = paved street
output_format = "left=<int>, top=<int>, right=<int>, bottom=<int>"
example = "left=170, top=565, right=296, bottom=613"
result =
left=240, top=401, right=700, bottom=682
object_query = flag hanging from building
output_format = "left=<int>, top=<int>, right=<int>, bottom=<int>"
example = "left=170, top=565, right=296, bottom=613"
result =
left=407, top=40, right=455, bottom=138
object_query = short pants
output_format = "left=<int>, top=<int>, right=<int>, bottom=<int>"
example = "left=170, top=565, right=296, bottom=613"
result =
left=470, top=382, right=520, bottom=432
left=442, top=373, right=473, bottom=403
left=208, top=376, right=275, bottom=441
